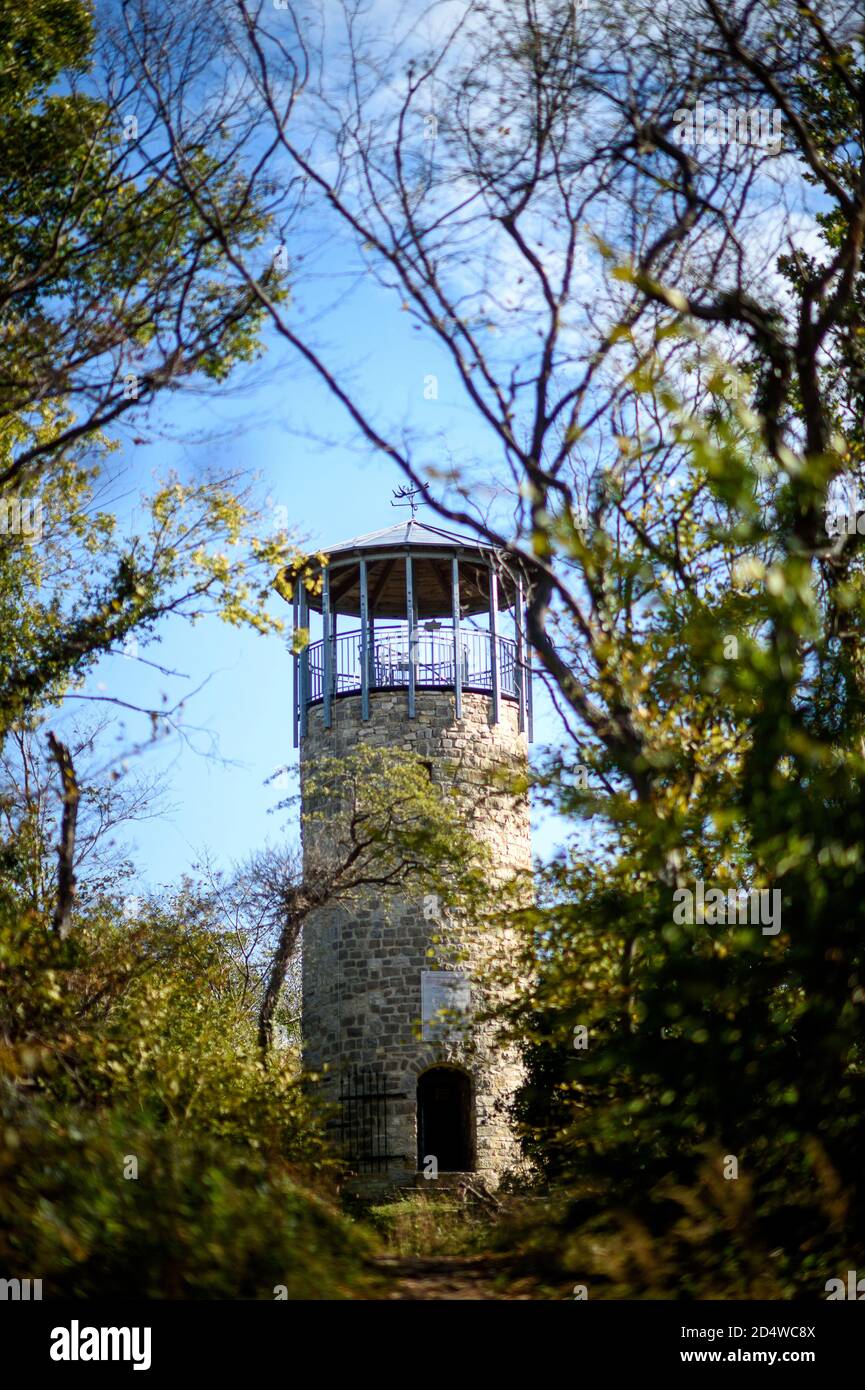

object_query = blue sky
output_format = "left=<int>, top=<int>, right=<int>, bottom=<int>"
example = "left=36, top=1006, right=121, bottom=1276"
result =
left=75, top=241, right=564, bottom=891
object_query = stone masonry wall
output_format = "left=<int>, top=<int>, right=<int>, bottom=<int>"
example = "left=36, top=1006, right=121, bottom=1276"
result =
left=300, top=688, right=531, bottom=1188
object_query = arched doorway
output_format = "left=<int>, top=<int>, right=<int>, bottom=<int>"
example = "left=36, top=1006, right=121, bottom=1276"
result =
left=417, top=1067, right=473, bottom=1172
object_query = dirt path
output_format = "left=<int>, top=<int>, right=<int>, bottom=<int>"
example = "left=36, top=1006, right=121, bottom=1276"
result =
left=372, top=1253, right=535, bottom=1300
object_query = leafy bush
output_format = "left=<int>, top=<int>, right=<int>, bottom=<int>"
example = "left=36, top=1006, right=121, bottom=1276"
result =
left=0, top=1090, right=375, bottom=1299
left=0, top=895, right=375, bottom=1298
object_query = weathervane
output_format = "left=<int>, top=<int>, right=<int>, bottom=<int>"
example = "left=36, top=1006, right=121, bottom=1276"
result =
left=391, top=482, right=429, bottom=517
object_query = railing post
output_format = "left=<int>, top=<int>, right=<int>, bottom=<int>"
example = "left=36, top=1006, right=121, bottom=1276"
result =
left=526, top=636, right=533, bottom=742
left=451, top=556, right=462, bottom=720
left=406, top=554, right=416, bottom=719
left=488, top=561, right=500, bottom=725
left=360, top=559, right=369, bottom=721
left=292, top=589, right=299, bottom=748
left=298, top=583, right=308, bottom=739
left=515, top=573, right=525, bottom=735
left=331, top=610, right=338, bottom=701
left=322, top=563, right=332, bottom=730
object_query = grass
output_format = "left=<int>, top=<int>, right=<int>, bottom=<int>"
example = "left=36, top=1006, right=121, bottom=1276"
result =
left=364, top=1189, right=499, bottom=1258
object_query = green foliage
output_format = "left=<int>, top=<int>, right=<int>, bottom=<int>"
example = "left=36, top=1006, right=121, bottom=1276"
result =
left=0, top=878, right=379, bottom=1297
left=484, top=1184, right=807, bottom=1300
left=366, top=1192, right=494, bottom=1258
left=0, top=0, right=277, bottom=455
left=502, top=58, right=865, bottom=1278
left=300, top=744, right=493, bottom=906
left=0, top=0, right=294, bottom=736
left=0, top=0, right=370, bottom=1303
left=0, top=1092, right=375, bottom=1299
left=0, top=411, right=293, bottom=736
left=0, top=886, right=306, bottom=1142
left=502, top=377, right=865, bottom=1293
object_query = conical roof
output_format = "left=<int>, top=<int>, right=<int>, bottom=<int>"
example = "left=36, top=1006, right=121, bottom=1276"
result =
left=323, top=518, right=492, bottom=555
left=302, top=517, right=515, bottom=618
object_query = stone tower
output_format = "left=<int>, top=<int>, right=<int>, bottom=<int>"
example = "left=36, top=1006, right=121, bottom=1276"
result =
left=287, top=520, right=532, bottom=1190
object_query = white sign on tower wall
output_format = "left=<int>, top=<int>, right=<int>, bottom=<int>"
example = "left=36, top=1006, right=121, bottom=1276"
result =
left=421, top=971, right=471, bottom=1041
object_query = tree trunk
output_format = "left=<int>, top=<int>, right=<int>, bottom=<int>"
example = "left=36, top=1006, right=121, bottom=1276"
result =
left=47, top=733, right=79, bottom=939
left=258, top=897, right=305, bottom=1060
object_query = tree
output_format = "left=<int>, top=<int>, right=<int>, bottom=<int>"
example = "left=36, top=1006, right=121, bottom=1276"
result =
left=174, top=1, right=865, bottom=1291
left=0, top=715, right=168, bottom=915
left=0, top=737, right=377, bottom=1299
left=0, top=414, right=295, bottom=740
left=201, top=1, right=865, bottom=783
left=0, top=0, right=292, bottom=484
left=0, top=1, right=304, bottom=740
left=0, top=867, right=374, bottom=1297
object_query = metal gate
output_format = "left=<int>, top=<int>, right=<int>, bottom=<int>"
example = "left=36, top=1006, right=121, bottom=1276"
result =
left=339, top=1068, right=406, bottom=1173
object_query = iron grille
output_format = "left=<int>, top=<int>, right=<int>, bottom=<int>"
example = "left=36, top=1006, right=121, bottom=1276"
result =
left=339, top=1067, right=406, bottom=1173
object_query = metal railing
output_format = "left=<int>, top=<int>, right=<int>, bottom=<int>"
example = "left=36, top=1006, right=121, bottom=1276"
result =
left=339, top=1067, right=406, bottom=1174
left=305, top=623, right=518, bottom=704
